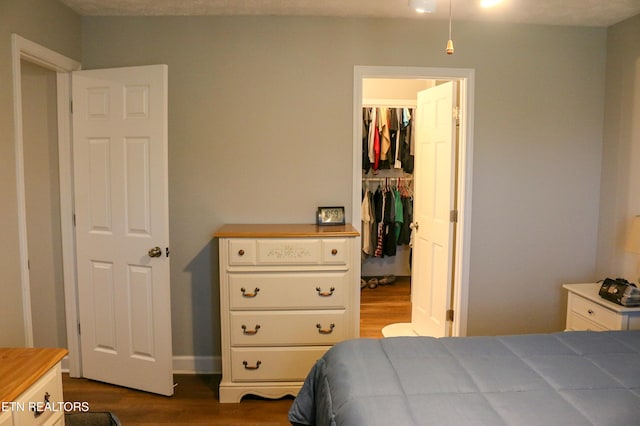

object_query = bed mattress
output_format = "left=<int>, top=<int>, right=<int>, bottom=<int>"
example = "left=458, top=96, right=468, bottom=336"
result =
left=289, top=331, right=640, bottom=425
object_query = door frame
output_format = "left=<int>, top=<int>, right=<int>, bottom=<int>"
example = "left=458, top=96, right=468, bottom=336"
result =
left=352, top=65, right=474, bottom=337
left=11, top=34, right=82, bottom=374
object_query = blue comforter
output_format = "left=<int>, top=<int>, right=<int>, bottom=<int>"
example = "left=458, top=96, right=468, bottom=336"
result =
left=289, top=331, right=640, bottom=425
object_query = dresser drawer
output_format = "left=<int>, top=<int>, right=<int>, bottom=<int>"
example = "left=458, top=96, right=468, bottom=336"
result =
left=12, top=364, right=63, bottom=426
left=228, top=239, right=257, bottom=265
left=230, top=310, right=347, bottom=346
left=225, top=238, right=349, bottom=267
left=230, top=347, right=329, bottom=382
left=320, top=239, right=349, bottom=265
left=569, top=294, right=618, bottom=330
left=566, top=310, right=607, bottom=331
left=229, top=272, right=347, bottom=309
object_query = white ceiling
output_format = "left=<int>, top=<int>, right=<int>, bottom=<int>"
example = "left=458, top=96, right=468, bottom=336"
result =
left=59, top=0, right=640, bottom=27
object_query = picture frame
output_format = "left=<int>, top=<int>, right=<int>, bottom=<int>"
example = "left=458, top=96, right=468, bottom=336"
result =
left=316, top=206, right=345, bottom=226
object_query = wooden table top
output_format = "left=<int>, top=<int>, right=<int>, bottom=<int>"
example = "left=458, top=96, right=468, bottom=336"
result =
left=0, top=347, right=67, bottom=402
left=214, top=223, right=359, bottom=238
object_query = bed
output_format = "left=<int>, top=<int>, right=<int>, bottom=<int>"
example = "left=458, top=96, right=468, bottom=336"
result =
left=288, top=331, right=640, bottom=426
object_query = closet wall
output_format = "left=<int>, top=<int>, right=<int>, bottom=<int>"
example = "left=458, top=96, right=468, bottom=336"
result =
left=361, top=78, right=434, bottom=277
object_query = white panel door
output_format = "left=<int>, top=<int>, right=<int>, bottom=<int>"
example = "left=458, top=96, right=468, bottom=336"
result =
left=411, top=82, right=457, bottom=337
left=72, top=65, right=173, bottom=395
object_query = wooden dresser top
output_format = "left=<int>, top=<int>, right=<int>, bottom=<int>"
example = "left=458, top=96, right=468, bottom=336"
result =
left=0, top=348, right=67, bottom=402
left=214, top=223, right=359, bottom=238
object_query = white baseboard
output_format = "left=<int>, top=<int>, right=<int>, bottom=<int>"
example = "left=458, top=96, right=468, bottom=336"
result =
left=172, top=355, right=221, bottom=374
left=61, top=355, right=70, bottom=372
left=60, top=355, right=222, bottom=375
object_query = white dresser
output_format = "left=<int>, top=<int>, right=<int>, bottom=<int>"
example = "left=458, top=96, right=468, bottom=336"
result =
left=0, top=348, right=67, bottom=426
left=563, top=283, right=640, bottom=331
left=215, top=224, right=359, bottom=403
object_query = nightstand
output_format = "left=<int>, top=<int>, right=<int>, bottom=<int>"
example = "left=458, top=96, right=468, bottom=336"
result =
left=563, top=283, right=640, bottom=331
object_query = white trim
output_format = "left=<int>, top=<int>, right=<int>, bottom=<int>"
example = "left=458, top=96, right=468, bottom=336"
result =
left=452, top=71, right=475, bottom=337
left=11, top=34, right=82, bottom=374
left=353, top=65, right=474, bottom=337
left=57, top=71, right=82, bottom=376
left=171, top=356, right=221, bottom=374
left=11, top=34, right=33, bottom=347
left=60, top=356, right=222, bottom=375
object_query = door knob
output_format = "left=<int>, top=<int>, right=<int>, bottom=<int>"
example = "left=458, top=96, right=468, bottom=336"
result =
left=410, top=222, right=419, bottom=231
left=148, top=246, right=162, bottom=257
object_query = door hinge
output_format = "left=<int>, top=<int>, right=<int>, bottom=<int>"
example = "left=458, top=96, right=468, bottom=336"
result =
left=450, top=210, right=458, bottom=223
left=77, top=322, right=81, bottom=335
left=453, top=106, right=460, bottom=122
left=446, top=309, right=454, bottom=322
left=73, top=213, right=76, bottom=227
left=70, top=100, right=73, bottom=114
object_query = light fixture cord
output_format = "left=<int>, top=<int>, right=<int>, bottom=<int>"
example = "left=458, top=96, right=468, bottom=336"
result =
left=448, top=0, right=452, bottom=40
left=446, top=0, right=454, bottom=54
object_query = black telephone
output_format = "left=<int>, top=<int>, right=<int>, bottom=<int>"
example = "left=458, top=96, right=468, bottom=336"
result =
left=598, top=278, right=640, bottom=307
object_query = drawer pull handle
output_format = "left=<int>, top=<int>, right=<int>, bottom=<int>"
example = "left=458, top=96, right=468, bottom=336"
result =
left=242, top=324, right=261, bottom=335
left=331, top=248, right=338, bottom=255
left=243, top=360, right=262, bottom=370
left=588, top=309, right=594, bottom=315
left=33, top=392, right=50, bottom=418
left=317, top=323, right=335, bottom=334
left=241, top=287, right=260, bottom=298
left=316, top=286, right=335, bottom=297
left=238, top=249, right=245, bottom=256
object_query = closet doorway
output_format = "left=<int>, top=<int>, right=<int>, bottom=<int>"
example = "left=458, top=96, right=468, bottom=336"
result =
left=352, top=66, right=474, bottom=338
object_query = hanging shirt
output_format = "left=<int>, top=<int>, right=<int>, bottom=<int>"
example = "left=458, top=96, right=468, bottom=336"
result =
left=373, top=122, right=381, bottom=170
left=378, top=107, right=391, bottom=162
left=362, top=109, right=371, bottom=173
left=394, top=108, right=403, bottom=169
left=394, top=187, right=404, bottom=242
left=368, top=107, right=377, bottom=166
left=373, top=187, right=385, bottom=257
left=361, top=190, right=373, bottom=257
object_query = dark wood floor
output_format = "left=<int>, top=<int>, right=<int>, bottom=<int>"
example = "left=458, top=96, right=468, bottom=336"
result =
left=62, top=278, right=411, bottom=425
left=62, top=373, right=293, bottom=425
left=360, top=275, right=412, bottom=338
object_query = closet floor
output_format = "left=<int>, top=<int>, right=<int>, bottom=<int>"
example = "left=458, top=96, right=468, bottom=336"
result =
left=359, top=276, right=411, bottom=338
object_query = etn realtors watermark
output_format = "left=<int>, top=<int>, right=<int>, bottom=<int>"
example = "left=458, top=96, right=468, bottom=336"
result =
left=1, top=401, right=90, bottom=413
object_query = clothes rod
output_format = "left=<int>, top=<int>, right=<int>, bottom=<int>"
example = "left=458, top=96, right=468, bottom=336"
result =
left=362, top=176, right=413, bottom=180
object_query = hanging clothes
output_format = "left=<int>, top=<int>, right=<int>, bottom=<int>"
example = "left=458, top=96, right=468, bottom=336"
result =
left=361, top=188, right=374, bottom=257
left=383, top=185, right=397, bottom=257
left=393, top=186, right=403, bottom=242
left=389, top=108, right=400, bottom=169
left=362, top=109, right=371, bottom=174
left=367, top=108, right=377, bottom=170
left=361, top=106, right=415, bottom=258
left=378, top=108, right=391, bottom=170
left=362, top=107, right=414, bottom=173
left=398, top=191, right=413, bottom=246
left=400, top=108, right=414, bottom=174
left=373, top=186, right=385, bottom=257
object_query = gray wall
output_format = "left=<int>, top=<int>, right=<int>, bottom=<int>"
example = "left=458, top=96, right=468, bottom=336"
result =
left=0, top=0, right=81, bottom=347
left=6, top=2, right=634, bottom=362
left=597, top=14, right=640, bottom=282
left=80, top=16, right=606, bottom=357
left=21, top=60, right=67, bottom=349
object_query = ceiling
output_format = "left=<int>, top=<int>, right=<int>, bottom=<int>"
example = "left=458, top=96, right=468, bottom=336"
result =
left=59, top=0, right=640, bottom=27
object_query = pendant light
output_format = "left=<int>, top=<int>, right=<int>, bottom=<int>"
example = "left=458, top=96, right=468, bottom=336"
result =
left=446, top=0, right=454, bottom=54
